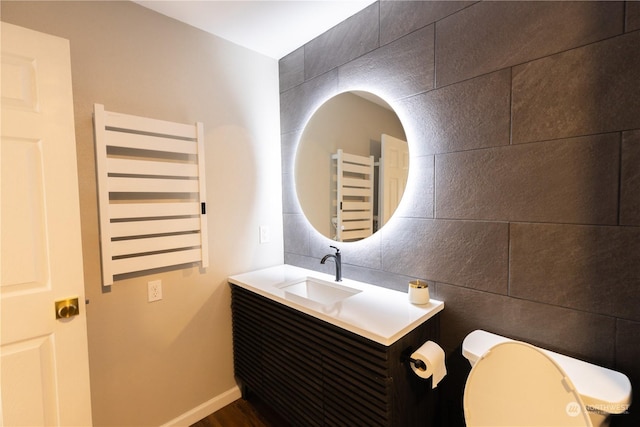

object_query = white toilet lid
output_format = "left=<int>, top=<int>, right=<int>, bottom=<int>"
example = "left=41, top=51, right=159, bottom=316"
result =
left=464, top=341, right=593, bottom=427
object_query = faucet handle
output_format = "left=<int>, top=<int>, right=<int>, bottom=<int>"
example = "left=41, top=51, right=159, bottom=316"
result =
left=329, top=245, right=340, bottom=253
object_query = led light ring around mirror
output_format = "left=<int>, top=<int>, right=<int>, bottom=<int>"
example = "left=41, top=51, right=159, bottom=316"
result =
left=294, top=91, right=409, bottom=243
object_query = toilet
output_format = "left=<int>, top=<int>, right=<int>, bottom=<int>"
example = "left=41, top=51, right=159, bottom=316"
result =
left=462, top=330, right=632, bottom=427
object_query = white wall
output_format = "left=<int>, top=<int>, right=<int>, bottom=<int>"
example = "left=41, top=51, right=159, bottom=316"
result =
left=1, top=1, right=283, bottom=425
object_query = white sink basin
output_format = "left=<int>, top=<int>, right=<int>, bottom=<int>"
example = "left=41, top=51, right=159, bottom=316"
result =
left=277, top=277, right=362, bottom=306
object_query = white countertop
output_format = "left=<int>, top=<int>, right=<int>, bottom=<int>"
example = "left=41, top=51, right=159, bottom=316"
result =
left=228, top=264, right=444, bottom=346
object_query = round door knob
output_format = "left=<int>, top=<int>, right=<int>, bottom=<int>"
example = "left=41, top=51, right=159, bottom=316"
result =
left=55, top=298, right=80, bottom=319
left=57, top=304, right=77, bottom=318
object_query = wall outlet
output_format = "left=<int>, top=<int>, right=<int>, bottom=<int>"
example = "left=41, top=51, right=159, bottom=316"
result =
left=259, top=225, right=270, bottom=244
left=148, top=280, right=162, bottom=302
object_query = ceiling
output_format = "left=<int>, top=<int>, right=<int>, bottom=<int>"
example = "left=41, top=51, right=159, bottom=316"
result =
left=134, top=0, right=376, bottom=59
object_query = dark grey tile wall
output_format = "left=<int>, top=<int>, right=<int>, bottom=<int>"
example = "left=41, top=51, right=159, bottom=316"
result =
left=627, top=1, right=640, bottom=32
left=278, top=47, right=304, bottom=92
left=512, top=30, right=640, bottom=144
left=435, top=1, right=624, bottom=87
left=279, top=2, right=640, bottom=426
left=402, top=155, right=434, bottom=219
left=381, top=219, right=509, bottom=294
left=510, top=223, right=640, bottom=321
left=279, top=69, right=337, bottom=134
left=379, top=1, right=472, bottom=46
left=400, top=69, right=511, bottom=155
left=435, top=283, right=617, bottom=365
left=338, top=24, right=435, bottom=100
left=616, top=319, right=640, bottom=409
left=621, top=130, right=640, bottom=225
left=435, top=134, right=620, bottom=224
left=304, top=3, right=379, bottom=80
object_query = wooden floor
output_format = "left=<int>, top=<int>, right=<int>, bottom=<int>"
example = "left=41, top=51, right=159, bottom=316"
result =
left=190, top=398, right=290, bottom=427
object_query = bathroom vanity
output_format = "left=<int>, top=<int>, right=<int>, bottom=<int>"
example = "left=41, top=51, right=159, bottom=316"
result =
left=229, top=265, right=444, bottom=427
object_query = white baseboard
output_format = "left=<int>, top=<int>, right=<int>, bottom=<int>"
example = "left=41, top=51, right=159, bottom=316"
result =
left=161, top=385, right=242, bottom=427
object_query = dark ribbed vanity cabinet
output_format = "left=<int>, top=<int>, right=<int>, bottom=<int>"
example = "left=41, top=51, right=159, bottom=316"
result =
left=231, top=285, right=440, bottom=427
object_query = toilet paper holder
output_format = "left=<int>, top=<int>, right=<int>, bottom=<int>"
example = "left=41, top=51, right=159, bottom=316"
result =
left=403, top=342, right=448, bottom=388
left=402, top=347, right=427, bottom=371
left=409, top=357, right=427, bottom=371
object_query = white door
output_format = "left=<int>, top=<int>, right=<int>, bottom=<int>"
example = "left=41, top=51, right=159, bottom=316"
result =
left=379, top=134, right=409, bottom=227
left=1, top=22, right=92, bottom=426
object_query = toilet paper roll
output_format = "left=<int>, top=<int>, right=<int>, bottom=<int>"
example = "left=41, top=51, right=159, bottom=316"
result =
left=410, top=340, right=447, bottom=389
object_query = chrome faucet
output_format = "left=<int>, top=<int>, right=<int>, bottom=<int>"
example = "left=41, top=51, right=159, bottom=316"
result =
left=320, top=245, right=342, bottom=282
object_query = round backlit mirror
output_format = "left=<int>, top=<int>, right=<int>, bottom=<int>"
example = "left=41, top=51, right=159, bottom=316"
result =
left=295, top=91, right=409, bottom=242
